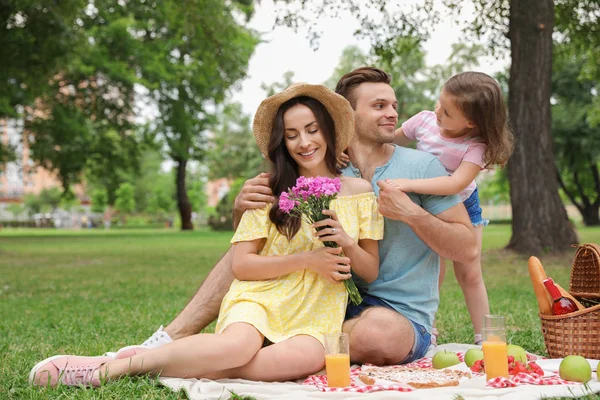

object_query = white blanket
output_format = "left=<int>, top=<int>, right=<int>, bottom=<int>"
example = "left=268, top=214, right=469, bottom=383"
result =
left=159, top=343, right=600, bottom=400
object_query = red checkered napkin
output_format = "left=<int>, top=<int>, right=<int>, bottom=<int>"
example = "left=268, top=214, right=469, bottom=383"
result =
left=303, top=353, right=469, bottom=393
left=403, top=351, right=466, bottom=369
left=487, top=372, right=574, bottom=388
left=303, top=367, right=413, bottom=393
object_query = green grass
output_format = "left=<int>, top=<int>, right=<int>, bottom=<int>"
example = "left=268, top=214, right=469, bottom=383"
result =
left=2, top=225, right=600, bottom=399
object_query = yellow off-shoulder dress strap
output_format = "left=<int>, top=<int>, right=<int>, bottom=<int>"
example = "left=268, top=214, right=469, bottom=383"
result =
left=356, top=192, right=384, bottom=240
left=230, top=205, right=272, bottom=244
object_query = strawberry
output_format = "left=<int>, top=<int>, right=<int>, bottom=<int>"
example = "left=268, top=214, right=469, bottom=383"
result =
left=470, top=359, right=485, bottom=373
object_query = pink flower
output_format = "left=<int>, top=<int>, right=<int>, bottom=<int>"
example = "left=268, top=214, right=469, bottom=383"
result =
left=279, top=191, right=296, bottom=213
left=280, top=176, right=341, bottom=215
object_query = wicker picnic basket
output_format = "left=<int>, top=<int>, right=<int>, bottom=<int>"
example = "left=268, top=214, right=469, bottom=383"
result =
left=539, top=243, right=600, bottom=359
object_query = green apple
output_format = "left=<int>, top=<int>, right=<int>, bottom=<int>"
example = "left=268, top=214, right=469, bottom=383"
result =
left=464, top=348, right=484, bottom=367
left=432, top=350, right=461, bottom=369
left=559, top=355, right=592, bottom=383
left=506, top=344, right=528, bottom=363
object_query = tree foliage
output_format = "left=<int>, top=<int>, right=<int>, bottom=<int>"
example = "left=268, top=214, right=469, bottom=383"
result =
left=0, top=0, right=87, bottom=117
left=328, top=38, right=484, bottom=121
left=1, top=0, right=258, bottom=231
left=90, top=189, right=108, bottom=214
left=277, top=0, right=589, bottom=253
left=114, top=182, right=135, bottom=215
left=552, top=43, right=600, bottom=226
left=205, top=102, right=266, bottom=181
left=123, top=0, right=258, bottom=230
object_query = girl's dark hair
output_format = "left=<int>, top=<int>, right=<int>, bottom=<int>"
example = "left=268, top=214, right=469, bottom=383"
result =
left=443, top=71, right=515, bottom=168
left=267, top=96, right=340, bottom=240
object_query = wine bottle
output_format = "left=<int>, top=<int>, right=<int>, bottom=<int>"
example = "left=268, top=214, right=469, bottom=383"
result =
left=542, top=278, right=578, bottom=315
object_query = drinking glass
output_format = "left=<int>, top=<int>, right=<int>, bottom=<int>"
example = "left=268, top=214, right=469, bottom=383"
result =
left=482, top=315, right=509, bottom=379
left=324, top=332, right=351, bottom=387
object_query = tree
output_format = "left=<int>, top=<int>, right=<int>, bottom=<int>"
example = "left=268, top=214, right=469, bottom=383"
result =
left=478, top=169, right=511, bottom=205
left=323, top=47, right=370, bottom=90
left=4, top=1, right=257, bottom=233
left=90, top=189, right=108, bottom=214
left=187, top=179, right=208, bottom=215
left=123, top=0, right=259, bottom=231
left=6, top=203, right=24, bottom=219
left=25, top=2, right=143, bottom=194
left=274, top=0, right=584, bottom=254
left=555, top=1, right=600, bottom=125
left=21, top=187, right=62, bottom=215
left=23, top=194, right=42, bottom=216
left=552, top=44, right=600, bottom=226
left=205, top=102, right=266, bottom=180
left=114, top=182, right=135, bottom=222
left=0, top=1, right=86, bottom=117
left=503, top=0, right=577, bottom=253
left=0, top=1, right=87, bottom=168
left=38, top=187, right=62, bottom=212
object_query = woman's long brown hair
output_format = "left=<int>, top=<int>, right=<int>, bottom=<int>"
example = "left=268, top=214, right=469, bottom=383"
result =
left=267, top=96, right=340, bottom=240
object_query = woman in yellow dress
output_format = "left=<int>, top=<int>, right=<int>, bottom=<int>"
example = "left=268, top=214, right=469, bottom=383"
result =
left=30, top=83, right=383, bottom=388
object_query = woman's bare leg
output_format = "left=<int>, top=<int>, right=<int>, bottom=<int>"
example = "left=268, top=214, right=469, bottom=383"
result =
left=206, top=335, right=325, bottom=381
left=100, top=323, right=263, bottom=380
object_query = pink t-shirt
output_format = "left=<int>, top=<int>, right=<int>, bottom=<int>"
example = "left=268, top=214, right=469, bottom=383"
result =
left=402, top=110, right=487, bottom=201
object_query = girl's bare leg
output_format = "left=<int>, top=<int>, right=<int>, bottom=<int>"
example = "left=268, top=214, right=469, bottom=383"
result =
left=452, top=225, right=488, bottom=342
left=206, top=335, right=325, bottom=381
left=101, top=323, right=263, bottom=380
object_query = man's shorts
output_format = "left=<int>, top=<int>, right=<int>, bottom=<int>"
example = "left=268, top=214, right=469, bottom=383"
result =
left=345, top=293, right=431, bottom=364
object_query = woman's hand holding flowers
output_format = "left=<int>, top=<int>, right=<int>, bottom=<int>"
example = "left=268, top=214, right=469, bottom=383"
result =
left=304, top=247, right=351, bottom=284
left=313, top=209, right=354, bottom=249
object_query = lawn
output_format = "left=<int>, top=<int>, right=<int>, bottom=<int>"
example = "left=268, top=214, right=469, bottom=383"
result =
left=1, top=225, right=600, bottom=399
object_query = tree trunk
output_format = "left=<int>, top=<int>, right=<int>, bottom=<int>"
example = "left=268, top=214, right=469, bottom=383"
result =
left=176, top=158, right=194, bottom=231
left=506, top=0, right=578, bottom=254
left=581, top=206, right=600, bottom=226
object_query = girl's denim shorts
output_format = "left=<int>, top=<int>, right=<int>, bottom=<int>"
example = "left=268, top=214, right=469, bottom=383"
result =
left=464, top=188, right=489, bottom=227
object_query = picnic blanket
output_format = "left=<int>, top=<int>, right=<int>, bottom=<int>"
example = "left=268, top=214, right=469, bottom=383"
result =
left=158, top=343, right=600, bottom=400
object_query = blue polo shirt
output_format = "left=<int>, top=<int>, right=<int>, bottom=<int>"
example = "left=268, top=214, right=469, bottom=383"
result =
left=343, top=145, right=460, bottom=331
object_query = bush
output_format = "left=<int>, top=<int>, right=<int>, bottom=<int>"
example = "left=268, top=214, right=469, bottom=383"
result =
left=0, top=220, right=48, bottom=228
left=207, top=178, right=245, bottom=231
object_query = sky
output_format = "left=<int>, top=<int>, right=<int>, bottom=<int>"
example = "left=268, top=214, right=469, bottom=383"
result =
left=232, top=0, right=510, bottom=117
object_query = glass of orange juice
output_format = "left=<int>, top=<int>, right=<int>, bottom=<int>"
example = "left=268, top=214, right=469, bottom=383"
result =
left=482, top=315, right=509, bottom=380
left=324, top=332, right=351, bottom=387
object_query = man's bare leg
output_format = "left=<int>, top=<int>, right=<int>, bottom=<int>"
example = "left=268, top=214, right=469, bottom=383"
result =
left=164, top=247, right=235, bottom=340
left=343, top=307, right=415, bottom=365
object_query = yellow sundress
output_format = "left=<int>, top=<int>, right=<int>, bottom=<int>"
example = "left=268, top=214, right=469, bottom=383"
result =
left=215, top=192, right=384, bottom=346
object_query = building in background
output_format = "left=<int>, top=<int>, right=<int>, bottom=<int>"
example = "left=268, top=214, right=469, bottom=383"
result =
left=0, top=118, right=89, bottom=221
left=205, top=178, right=231, bottom=208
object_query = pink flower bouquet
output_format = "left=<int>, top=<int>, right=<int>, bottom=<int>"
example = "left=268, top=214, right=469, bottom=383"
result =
left=280, top=176, right=362, bottom=305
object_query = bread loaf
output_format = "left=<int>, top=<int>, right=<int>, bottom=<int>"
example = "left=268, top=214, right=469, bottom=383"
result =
left=528, top=256, right=552, bottom=314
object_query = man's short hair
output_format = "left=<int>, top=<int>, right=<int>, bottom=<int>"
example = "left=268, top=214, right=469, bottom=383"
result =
left=335, top=67, right=392, bottom=109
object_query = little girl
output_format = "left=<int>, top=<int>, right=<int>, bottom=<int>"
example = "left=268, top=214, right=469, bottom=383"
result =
left=29, top=84, right=383, bottom=388
left=391, top=71, right=514, bottom=345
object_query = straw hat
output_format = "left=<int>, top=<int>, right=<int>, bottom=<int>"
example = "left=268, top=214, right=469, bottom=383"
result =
left=252, top=83, right=354, bottom=160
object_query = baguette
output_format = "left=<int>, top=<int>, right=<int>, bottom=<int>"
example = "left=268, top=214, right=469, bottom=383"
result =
left=528, top=256, right=552, bottom=314
left=555, top=282, right=585, bottom=311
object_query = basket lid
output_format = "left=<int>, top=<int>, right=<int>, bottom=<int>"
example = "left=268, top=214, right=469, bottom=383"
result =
left=569, top=243, right=600, bottom=299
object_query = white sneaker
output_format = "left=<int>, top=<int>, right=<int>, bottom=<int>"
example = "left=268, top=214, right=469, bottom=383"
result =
left=104, top=325, right=173, bottom=359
